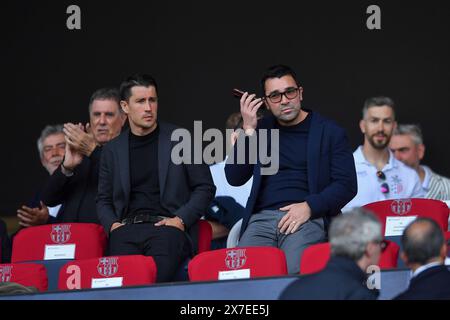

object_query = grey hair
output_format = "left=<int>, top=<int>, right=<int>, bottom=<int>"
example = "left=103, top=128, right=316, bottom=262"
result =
left=330, top=208, right=382, bottom=261
left=37, top=124, right=64, bottom=158
left=393, top=124, right=423, bottom=145
left=362, top=96, right=396, bottom=119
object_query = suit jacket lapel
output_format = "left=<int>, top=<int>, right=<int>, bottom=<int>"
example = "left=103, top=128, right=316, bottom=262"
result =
left=117, top=129, right=131, bottom=202
left=307, top=112, right=323, bottom=194
left=158, top=123, right=170, bottom=196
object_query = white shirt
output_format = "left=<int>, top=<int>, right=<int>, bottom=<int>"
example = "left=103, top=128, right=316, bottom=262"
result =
left=48, top=204, right=62, bottom=218
left=209, top=158, right=252, bottom=208
left=343, top=146, right=424, bottom=211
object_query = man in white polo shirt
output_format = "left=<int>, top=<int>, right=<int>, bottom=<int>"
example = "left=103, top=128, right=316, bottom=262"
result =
left=343, top=96, right=423, bottom=211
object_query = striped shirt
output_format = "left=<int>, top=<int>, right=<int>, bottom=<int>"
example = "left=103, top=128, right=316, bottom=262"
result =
left=422, top=166, right=450, bottom=201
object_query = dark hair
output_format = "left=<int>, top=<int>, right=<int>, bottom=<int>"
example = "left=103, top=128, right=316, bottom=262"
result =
left=88, top=88, right=121, bottom=113
left=260, top=65, right=299, bottom=95
left=362, top=96, right=396, bottom=119
left=119, top=74, right=158, bottom=102
left=401, top=217, right=444, bottom=265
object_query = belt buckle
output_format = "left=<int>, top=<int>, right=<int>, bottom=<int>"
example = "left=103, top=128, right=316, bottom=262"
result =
left=133, top=214, right=145, bottom=224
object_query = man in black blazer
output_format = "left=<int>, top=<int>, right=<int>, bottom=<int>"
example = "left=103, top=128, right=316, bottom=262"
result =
left=279, top=208, right=381, bottom=300
left=96, top=74, right=215, bottom=282
left=225, top=65, right=357, bottom=274
left=395, top=217, right=450, bottom=300
left=40, top=88, right=126, bottom=224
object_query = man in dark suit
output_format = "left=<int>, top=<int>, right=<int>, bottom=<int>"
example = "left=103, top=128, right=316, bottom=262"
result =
left=279, top=208, right=382, bottom=300
left=395, top=217, right=450, bottom=300
left=225, top=65, right=357, bottom=274
left=96, top=74, right=215, bottom=282
left=40, top=88, right=127, bottom=223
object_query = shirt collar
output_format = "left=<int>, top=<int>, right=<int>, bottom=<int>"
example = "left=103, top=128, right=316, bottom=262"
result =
left=411, top=261, right=442, bottom=278
left=421, top=165, right=432, bottom=190
left=354, top=146, right=398, bottom=170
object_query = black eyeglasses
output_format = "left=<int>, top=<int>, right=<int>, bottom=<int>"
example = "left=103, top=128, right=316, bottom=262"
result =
left=265, top=87, right=301, bottom=103
left=376, top=171, right=390, bottom=194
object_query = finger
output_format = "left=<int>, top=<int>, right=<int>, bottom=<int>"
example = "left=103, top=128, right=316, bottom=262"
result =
left=40, top=201, right=48, bottom=209
left=250, top=100, right=264, bottom=113
left=279, top=204, right=293, bottom=211
left=17, top=213, right=33, bottom=223
left=240, top=92, right=249, bottom=106
left=85, top=123, right=91, bottom=134
left=244, top=94, right=256, bottom=108
left=279, top=220, right=290, bottom=234
left=278, top=213, right=290, bottom=229
left=17, top=210, right=35, bottom=220
left=21, top=205, right=34, bottom=211
left=154, top=219, right=167, bottom=226
left=19, top=221, right=32, bottom=228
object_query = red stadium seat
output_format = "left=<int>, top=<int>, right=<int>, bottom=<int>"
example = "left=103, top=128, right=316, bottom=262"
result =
left=0, top=263, right=48, bottom=292
left=58, top=255, right=157, bottom=290
left=198, top=220, right=212, bottom=253
left=188, top=246, right=288, bottom=281
left=12, top=223, right=107, bottom=263
left=363, top=198, right=449, bottom=236
left=300, top=240, right=400, bottom=275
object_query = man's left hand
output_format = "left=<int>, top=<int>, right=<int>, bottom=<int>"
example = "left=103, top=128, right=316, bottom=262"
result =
left=64, top=122, right=97, bottom=157
left=278, top=202, right=312, bottom=234
left=154, top=216, right=185, bottom=231
left=17, top=201, right=49, bottom=227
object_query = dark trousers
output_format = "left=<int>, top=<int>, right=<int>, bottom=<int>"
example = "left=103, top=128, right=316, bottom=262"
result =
left=108, top=223, right=191, bottom=283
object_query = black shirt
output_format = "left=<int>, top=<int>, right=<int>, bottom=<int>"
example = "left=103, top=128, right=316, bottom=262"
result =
left=254, top=112, right=311, bottom=212
left=126, top=126, right=171, bottom=218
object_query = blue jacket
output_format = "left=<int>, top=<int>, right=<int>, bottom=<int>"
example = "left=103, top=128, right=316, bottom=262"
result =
left=225, top=110, right=357, bottom=236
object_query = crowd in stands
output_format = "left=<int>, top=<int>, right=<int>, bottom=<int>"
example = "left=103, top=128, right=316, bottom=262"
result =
left=1, top=64, right=449, bottom=299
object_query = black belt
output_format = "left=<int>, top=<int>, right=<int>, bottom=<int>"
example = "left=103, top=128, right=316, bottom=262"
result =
left=121, top=214, right=166, bottom=225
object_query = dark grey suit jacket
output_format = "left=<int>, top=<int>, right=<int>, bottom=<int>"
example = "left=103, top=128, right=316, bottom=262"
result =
left=96, top=122, right=215, bottom=241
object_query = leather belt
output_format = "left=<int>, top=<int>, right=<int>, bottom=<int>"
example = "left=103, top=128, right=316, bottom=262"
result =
left=121, top=214, right=166, bottom=225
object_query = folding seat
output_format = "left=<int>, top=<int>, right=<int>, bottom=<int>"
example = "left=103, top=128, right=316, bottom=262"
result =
left=58, top=255, right=157, bottom=290
left=299, top=240, right=400, bottom=275
left=11, top=223, right=107, bottom=263
left=188, top=246, right=288, bottom=281
left=363, top=198, right=449, bottom=238
left=0, top=263, right=48, bottom=292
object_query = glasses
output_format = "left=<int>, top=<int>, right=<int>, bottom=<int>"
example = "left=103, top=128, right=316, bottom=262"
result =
left=376, top=171, right=390, bottom=194
left=265, top=87, right=301, bottom=103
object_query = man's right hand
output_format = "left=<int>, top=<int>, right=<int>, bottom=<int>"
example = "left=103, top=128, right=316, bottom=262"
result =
left=110, top=222, right=125, bottom=232
left=240, top=92, right=265, bottom=134
left=62, top=138, right=84, bottom=172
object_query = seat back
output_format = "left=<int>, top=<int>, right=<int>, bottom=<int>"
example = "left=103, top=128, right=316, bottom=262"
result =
left=363, top=198, right=449, bottom=237
left=58, top=255, right=157, bottom=290
left=12, top=223, right=107, bottom=263
left=188, top=246, right=288, bottom=281
left=198, top=220, right=212, bottom=253
left=300, top=240, right=400, bottom=274
left=0, top=263, right=48, bottom=292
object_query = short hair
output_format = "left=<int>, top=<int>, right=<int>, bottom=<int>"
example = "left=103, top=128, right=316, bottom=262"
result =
left=260, top=65, right=299, bottom=95
left=393, top=124, right=424, bottom=145
left=119, top=74, right=158, bottom=102
left=330, top=208, right=382, bottom=261
left=37, top=124, right=64, bottom=158
left=401, top=217, right=444, bottom=265
left=362, top=96, right=396, bottom=119
left=88, top=88, right=121, bottom=113
left=225, top=112, right=243, bottom=130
